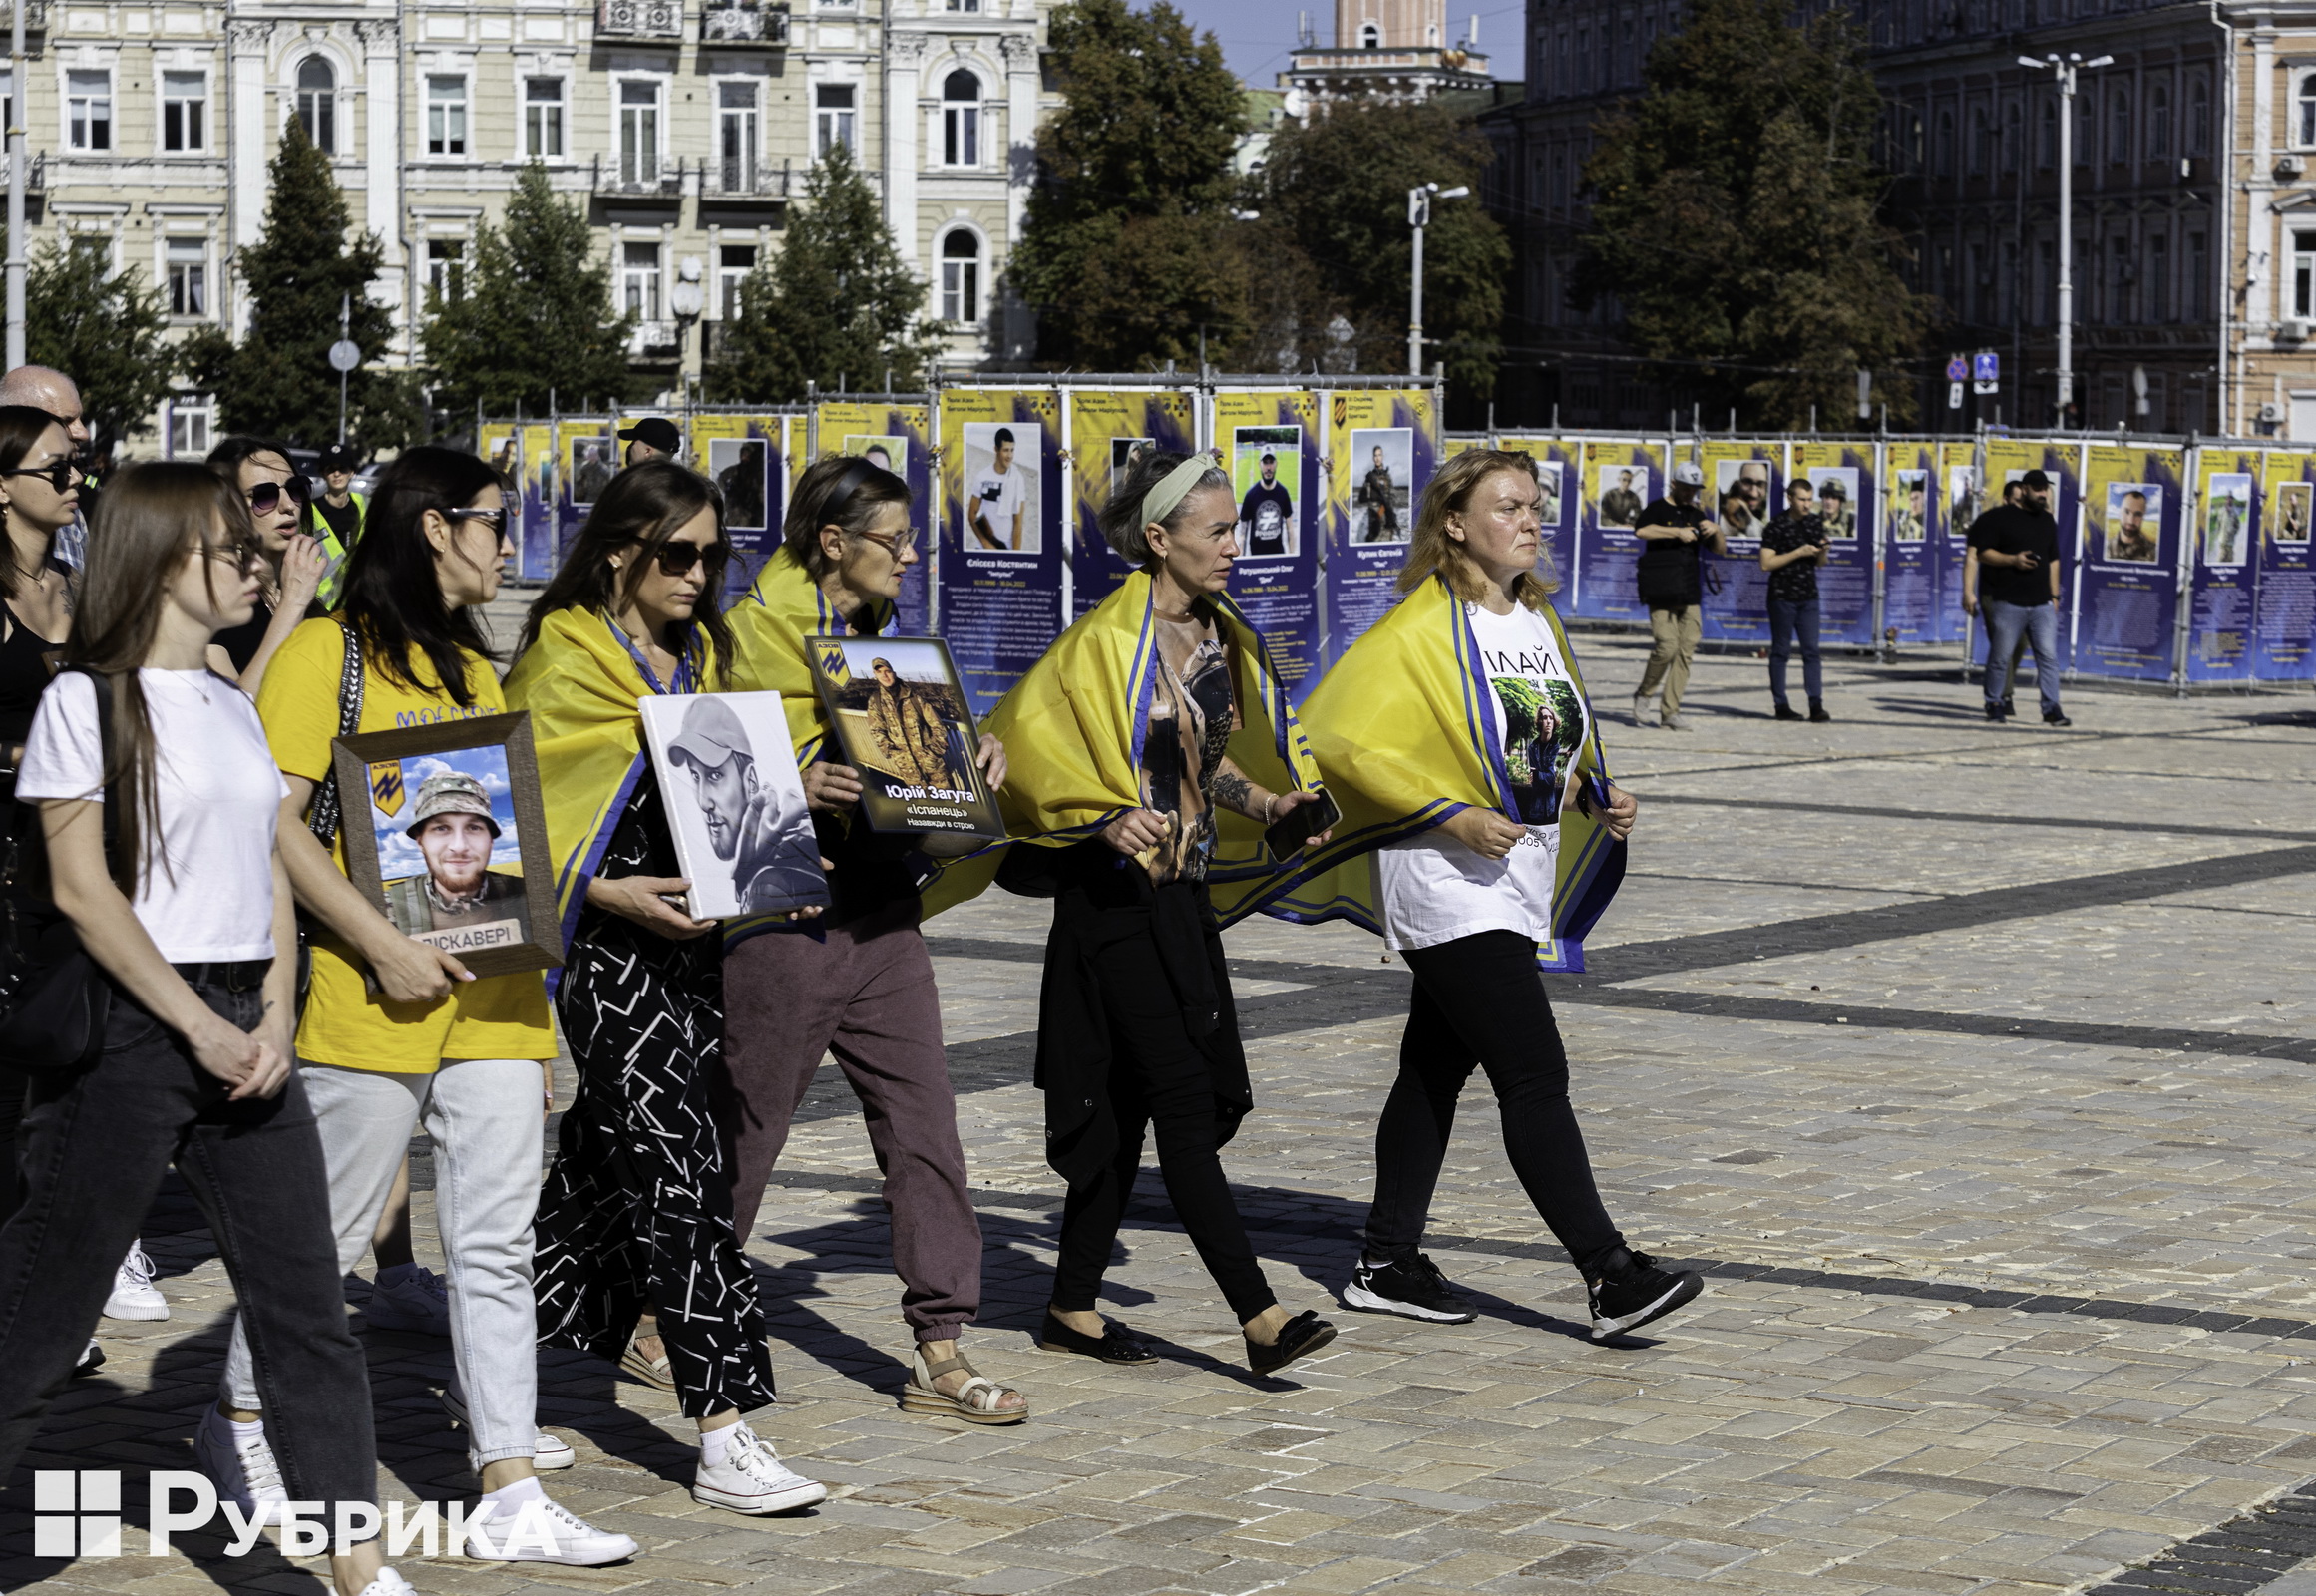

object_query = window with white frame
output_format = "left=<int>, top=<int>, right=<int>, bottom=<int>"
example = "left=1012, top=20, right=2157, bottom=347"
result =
left=939, top=228, right=980, bottom=323
left=66, top=70, right=112, bottom=152
left=2295, top=231, right=2316, bottom=319
left=2302, top=78, right=2316, bottom=149
left=941, top=70, right=979, bottom=168
left=526, top=77, right=565, bottom=158
left=165, top=236, right=205, bottom=317
left=161, top=71, right=205, bottom=152
left=619, top=80, right=661, bottom=184
left=622, top=240, right=662, bottom=320
left=720, top=81, right=760, bottom=188
left=1359, top=21, right=1379, bottom=46
left=169, top=400, right=212, bottom=459
left=945, top=0, right=981, bottom=11
left=2, top=69, right=13, bottom=141
left=718, top=243, right=757, bottom=318
left=297, top=57, right=336, bottom=153
left=427, top=75, right=468, bottom=157
left=815, top=83, right=855, bottom=158
left=427, top=239, right=466, bottom=306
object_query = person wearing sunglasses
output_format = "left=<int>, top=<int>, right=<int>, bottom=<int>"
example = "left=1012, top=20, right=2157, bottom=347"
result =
left=716, top=455, right=1026, bottom=1426
left=204, top=436, right=331, bottom=696
left=211, top=449, right=631, bottom=1566
left=508, top=460, right=827, bottom=1518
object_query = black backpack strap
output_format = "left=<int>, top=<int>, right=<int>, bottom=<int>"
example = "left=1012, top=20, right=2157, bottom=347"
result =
left=56, top=665, right=125, bottom=888
left=304, top=618, right=364, bottom=852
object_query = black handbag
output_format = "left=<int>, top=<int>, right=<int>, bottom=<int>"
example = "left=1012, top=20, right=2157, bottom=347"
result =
left=294, top=619, right=364, bottom=1004
left=0, top=666, right=123, bottom=1072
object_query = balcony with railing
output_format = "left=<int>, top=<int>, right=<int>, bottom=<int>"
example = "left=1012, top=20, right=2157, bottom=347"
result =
left=627, top=320, right=681, bottom=359
left=591, top=151, right=683, bottom=201
left=698, top=155, right=790, bottom=203
left=595, top=0, right=683, bottom=40
left=701, top=0, right=790, bottom=46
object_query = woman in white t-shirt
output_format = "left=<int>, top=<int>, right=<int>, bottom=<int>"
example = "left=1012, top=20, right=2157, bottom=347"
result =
left=1289, top=450, right=1705, bottom=1346
left=0, top=462, right=421, bottom=1596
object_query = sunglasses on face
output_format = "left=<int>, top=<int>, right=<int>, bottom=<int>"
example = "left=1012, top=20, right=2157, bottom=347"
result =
left=444, top=506, right=509, bottom=534
left=2, top=459, right=78, bottom=494
left=245, top=478, right=309, bottom=516
left=197, top=540, right=264, bottom=575
left=646, top=539, right=729, bottom=578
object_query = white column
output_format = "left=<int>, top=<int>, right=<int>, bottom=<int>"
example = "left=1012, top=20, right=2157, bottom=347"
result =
left=226, top=18, right=272, bottom=337
left=2251, top=29, right=2276, bottom=333
left=1001, top=32, right=1035, bottom=249
left=885, top=32, right=925, bottom=272
left=361, top=20, right=405, bottom=353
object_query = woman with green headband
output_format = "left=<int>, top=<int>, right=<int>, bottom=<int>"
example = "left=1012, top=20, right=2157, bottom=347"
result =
left=966, top=448, right=1338, bottom=1377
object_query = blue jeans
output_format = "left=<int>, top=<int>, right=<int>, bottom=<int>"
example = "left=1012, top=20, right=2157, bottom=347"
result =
left=1766, top=597, right=1822, bottom=706
left=1983, top=598, right=2062, bottom=713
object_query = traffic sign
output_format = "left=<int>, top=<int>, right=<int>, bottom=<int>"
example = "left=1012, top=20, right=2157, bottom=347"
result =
left=1945, top=355, right=1969, bottom=382
left=1947, top=381, right=1965, bottom=410
left=1972, top=352, right=2000, bottom=383
left=328, top=339, right=362, bottom=373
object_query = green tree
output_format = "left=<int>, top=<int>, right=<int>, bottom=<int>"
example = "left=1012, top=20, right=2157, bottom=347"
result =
left=706, top=144, right=939, bottom=402
left=1574, top=0, right=1932, bottom=427
left=24, top=236, right=179, bottom=448
left=423, top=161, right=634, bottom=417
left=1257, top=100, right=1509, bottom=398
left=1008, top=0, right=1251, bottom=368
left=183, top=116, right=417, bottom=446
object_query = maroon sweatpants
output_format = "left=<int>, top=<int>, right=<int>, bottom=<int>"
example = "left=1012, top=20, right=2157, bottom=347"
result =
left=716, top=903, right=982, bottom=1342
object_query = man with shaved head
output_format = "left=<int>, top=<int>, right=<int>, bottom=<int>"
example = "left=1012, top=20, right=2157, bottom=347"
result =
left=0, top=365, right=91, bottom=569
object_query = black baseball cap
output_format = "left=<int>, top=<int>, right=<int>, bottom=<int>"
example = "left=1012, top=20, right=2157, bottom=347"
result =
left=2019, top=469, right=2052, bottom=489
left=317, top=442, right=359, bottom=472
left=618, top=416, right=682, bottom=454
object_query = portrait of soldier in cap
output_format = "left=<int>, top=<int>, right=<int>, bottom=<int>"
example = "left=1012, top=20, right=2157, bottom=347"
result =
left=384, top=771, right=528, bottom=942
left=666, top=696, right=822, bottom=914
left=864, top=656, right=970, bottom=793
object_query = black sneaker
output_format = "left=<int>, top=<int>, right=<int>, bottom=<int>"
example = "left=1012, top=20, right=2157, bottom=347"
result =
left=2043, top=709, right=2072, bottom=727
left=2001, top=695, right=2017, bottom=718
left=1984, top=703, right=2004, bottom=721
left=1808, top=701, right=1832, bottom=723
left=1772, top=703, right=1803, bottom=722
left=1586, top=1250, right=1704, bottom=1341
left=1344, top=1254, right=1478, bottom=1324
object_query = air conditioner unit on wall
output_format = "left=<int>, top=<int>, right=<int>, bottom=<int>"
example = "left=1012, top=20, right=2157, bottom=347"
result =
left=2261, top=402, right=2284, bottom=423
left=2279, top=154, right=2307, bottom=179
left=2282, top=320, right=2310, bottom=342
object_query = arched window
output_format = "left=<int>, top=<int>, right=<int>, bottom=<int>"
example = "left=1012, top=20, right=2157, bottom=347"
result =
left=2109, top=88, right=2129, bottom=165
left=939, top=229, right=980, bottom=324
left=296, top=57, right=335, bottom=154
left=2189, top=78, right=2210, bottom=157
left=941, top=69, right=979, bottom=167
left=2300, top=78, right=2316, bottom=148
left=1969, top=106, right=1990, bottom=175
left=1359, top=21, right=1379, bottom=47
left=2149, top=83, right=2171, bottom=158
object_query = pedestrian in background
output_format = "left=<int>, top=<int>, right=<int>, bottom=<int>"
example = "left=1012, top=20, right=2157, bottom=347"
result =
left=1963, top=468, right=2070, bottom=726
left=1758, top=478, right=1831, bottom=723
left=620, top=416, right=681, bottom=468
left=1631, top=461, right=1725, bottom=731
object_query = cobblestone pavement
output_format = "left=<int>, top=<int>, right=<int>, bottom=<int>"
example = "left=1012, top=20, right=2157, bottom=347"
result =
left=10, top=639, right=2316, bottom=1596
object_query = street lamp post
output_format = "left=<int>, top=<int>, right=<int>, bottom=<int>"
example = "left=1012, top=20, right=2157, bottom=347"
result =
left=2019, top=51, right=2111, bottom=427
left=1407, top=182, right=1469, bottom=377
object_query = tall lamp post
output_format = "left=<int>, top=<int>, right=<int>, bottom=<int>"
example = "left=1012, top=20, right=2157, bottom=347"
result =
left=1407, top=181, right=1469, bottom=377
left=2019, top=51, right=2111, bottom=427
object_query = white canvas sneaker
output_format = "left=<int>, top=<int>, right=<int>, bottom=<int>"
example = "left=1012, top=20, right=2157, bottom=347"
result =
left=353, top=1568, right=419, bottom=1596
left=103, top=1242, right=169, bottom=1321
left=440, top=1386, right=576, bottom=1469
left=461, top=1487, right=637, bottom=1565
left=690, top=1424, right=826, bottom=1514
left=193, top=1408, right=287, bottom=1519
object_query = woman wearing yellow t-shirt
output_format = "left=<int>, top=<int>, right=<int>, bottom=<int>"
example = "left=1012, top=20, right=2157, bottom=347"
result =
left=213, top=448, right=633, bottom=1568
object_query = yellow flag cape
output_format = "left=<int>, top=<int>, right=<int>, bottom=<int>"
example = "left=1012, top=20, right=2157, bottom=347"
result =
left=725, top=543, right=894, bottom=766
left=1255, top=573, right=1626, bottom=973
left=504, top=605, right=716, bottom=961
left=919, top=568, right=1325, bottom=924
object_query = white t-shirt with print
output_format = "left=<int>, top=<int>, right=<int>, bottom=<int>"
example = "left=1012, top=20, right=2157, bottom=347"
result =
left=970, top=463, right=1024, bottom=542
left=1376, top=602, right=1590, bottom=953
left=16, top=668, right=289, bottom=963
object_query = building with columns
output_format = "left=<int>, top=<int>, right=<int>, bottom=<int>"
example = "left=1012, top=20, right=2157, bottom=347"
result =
left=9, top=0, right=1053, bottom=448
left=1280, top=0, right=1490, bottom=108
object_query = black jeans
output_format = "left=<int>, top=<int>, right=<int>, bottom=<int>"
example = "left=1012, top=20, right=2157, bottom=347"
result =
left=0, top=973, right=379, bottom=1510
left=1050, top=902, right=1278, bottom=1325
left=1364, top=931, right=1625, bottom=1276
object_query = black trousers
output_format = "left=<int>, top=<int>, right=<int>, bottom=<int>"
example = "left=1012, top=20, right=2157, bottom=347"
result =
left=0, top=975, right=379, bottom=1509
left=1049, top=899, right=1278, bottom=1325
left=1363, top=931, right=1626, bottom=1276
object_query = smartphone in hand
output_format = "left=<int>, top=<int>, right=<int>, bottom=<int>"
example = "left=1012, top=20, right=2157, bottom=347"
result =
left=1265, top=791, right=1342, bottom=859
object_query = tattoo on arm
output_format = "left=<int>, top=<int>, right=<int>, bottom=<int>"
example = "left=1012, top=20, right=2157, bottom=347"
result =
left=1210, top=768, right=1256, bottom=818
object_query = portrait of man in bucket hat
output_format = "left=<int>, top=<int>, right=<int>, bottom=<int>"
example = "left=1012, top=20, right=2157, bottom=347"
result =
left=384, top=770, right=529, bottom=941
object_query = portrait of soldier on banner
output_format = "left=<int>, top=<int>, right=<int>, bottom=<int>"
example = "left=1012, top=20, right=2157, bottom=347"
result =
left=2103, top=482, right=2162, bottom=565
left=639, top=691, right=827, bottom=920
left=809, top=635, right=1004, bottom=843
left=1890, top=471, right=1928, bottom=542
left=709, top=436, right=771, bottom=532
left=1714, top=460, right=1774, bottom=538
left=1597, top=463, right=1645, bottom=530
left=1231, top=425, right=1301, bottom=560
left=1349, top=428, right=1411, bottom=544
left=2274, top=481, right=2313, bottom=544
left=2204, top=476, right=2252, bottom=567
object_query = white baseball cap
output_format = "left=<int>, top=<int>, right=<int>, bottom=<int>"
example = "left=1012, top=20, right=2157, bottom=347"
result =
left=1671, top=461, right=1704, bottom=486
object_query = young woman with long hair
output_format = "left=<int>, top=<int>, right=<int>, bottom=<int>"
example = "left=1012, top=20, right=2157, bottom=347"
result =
left=1278, top=450, right=1702, bottom=1341
left=0, top=462, right=420, bottom=1596
left=204, top=435, right=328, bottom=695
left=509, top=460, right=825, bottom=1516
left=718, top=456, right=1025, bottom=1424
left=210, top=448, right=632, bottom=1567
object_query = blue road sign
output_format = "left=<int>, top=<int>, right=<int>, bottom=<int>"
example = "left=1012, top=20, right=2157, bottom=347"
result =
left=1972, top=352, right=2000, bottom=383
left=1945, top=355, right=1969, bottom=382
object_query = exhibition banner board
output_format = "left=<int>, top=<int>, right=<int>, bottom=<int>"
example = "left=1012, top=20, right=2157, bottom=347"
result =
left=1213, top=389, right=1324, bottom=701
left=1788, top=442, right=1878, bottom=645
left=1935, top=440, right=1982, bottom=638
left=1571, top=440, right=1664, bottom=622
left=1066, top=389, right=1197, bottom=620
left=1441, top=434, right=1487, bottom=460
left=2187, top=449, right=2264, bottom=682
left=688, top=413, right=787, bottom=593
left=815, top=401, right=934, bottom=634
left=1697, top=440, right=1782, bottom=642
left=1498, top=436, right=1585, bottom=611
left=556, top=417, right=615, bottom=576
left=1323, top=388, right=1437, bottom=668
left=938, top=387, right=1064, bottom=714
left=1882, top=441, right=1942, bottom=644
left=2074, top=443, right=2183, bottom=681
left=507, top=424, right=557, bottom=581
left=2254, top=452, right=2316, bottom=680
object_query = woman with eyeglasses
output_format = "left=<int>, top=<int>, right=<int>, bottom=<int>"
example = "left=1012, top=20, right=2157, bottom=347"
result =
left=203, top=449, right=633, bottom=1566
left=204, top=436, right=328, bottom=696
left=509, top=461, right=826, bottom=1517
left=716, top=456, right=1025, bottom=1424
left=0, top=462, right=424, bottom=1596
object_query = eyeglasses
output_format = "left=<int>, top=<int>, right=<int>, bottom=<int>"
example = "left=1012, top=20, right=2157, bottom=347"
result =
left=198, top=541, right=264, bottom=574
left=856, top=527, right=919, bottom=558
left=647, top=540, right=729, bottom=578
left=444, top=507, right=509, bottom=534
left=1, top=460, right=78, bottom=494
left=244, top=478, right=309, bottom=515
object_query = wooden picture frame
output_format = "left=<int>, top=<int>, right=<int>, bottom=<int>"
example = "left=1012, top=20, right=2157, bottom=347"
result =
left=331, top=711, right=564, bottom=979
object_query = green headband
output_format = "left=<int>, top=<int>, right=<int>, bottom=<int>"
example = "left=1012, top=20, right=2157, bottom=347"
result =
left=1142, top=454, right=1214, bottom=531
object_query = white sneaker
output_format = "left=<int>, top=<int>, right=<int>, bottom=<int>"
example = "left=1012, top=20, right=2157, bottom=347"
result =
left=691, top=1424, right=827, bottom=1514
left=462, top=1487, right=636, bottom=1565
left=193, top=1408, right=286, bottom=1519
left=354, top=1568, right=419, bottom=1596
left=1631, top=691, right=1654, bottom=728
left=362, top=1265, right=451, bottom=1335
left=104, top=1242, right=170, bottom=1322
left=441, top=1386, right=576, bottom=1470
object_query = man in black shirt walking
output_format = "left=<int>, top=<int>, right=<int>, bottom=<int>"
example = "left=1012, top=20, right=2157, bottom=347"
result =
left=1631, top=461, right=1727, bottom=730
left=1964, top=468, right=2070, bottom=725
left=1758, top=479, right=1831, bottom=722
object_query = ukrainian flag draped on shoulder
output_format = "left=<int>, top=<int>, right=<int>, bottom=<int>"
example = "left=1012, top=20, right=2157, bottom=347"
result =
left=725, top=543, right=893, bottom=766
left=1255, top=573, right=1625, bottom=973
left=504, top=606, right=713, bottom=960
left=918, top=567, right=1324, bottom=925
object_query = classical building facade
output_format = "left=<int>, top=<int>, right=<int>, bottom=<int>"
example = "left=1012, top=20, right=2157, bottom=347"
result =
left=1280, top=0, right=1491, bottom=109
left=7, top=0, right=1052, bottom=447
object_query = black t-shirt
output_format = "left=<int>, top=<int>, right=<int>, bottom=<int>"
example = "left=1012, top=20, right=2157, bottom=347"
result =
left=312, top=494, right=361, bottom=547
left=1239, top=482, right=1292, bottom=556
left=1759, top=512, right=1824, bottom=604
left=1633, top=498, right=1711, bottom=606
left=1967, top=505, right=2062, bottom=606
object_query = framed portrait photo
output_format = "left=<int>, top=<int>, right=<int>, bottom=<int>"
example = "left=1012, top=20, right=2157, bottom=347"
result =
left=638, top=691, right=829, bottom=920
left=807, top=635, right=1004, bottom=845
left=332, top=711, right=563, bottom=978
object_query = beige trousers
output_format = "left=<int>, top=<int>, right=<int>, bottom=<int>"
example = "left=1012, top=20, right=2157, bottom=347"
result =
left=1637, top=604, right=1704, bottom=718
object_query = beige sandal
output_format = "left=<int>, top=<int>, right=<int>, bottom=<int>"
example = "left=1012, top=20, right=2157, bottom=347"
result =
left=900, top=1346, right=1028, bottom=1425
left=619, top=1332, right=675, bottom=1390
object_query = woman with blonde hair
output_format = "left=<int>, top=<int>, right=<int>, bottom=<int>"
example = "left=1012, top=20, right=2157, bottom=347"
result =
left=1276, top=449, right=1702, bottom=1342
